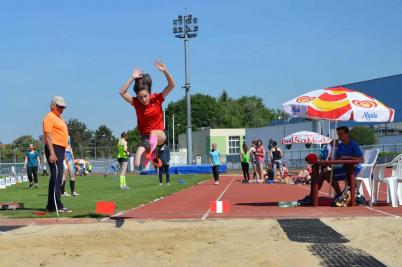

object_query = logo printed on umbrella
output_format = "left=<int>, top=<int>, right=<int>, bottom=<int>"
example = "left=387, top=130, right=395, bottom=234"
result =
left=352, top=100, right=377, bottom=108
left=362, top=112, right=378, bottom=120
left=296, top=96, right=316, bottom=103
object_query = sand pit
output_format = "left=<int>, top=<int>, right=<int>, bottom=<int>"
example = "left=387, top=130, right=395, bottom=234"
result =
left=0, top=217, right=401, bottom=267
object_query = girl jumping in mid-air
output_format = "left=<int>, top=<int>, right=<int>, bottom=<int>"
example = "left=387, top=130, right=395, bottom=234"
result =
left=119, top=61, right=175, bottom=170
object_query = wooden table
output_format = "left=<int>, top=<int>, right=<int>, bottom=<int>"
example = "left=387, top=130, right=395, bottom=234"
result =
left=308, top=160, right=360, bottom=207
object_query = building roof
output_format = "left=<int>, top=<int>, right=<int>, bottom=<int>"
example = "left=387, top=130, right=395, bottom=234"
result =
left=342, top=74, right=402, bottom=122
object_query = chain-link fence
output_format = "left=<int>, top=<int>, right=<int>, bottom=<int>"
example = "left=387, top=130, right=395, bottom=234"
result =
left=2, top=143, right=402, bottom=174
left=223, top=143, right=402, bottom=170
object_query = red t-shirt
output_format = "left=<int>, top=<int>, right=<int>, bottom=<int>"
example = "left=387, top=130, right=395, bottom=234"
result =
left=132, top=93, right=165, bottom=135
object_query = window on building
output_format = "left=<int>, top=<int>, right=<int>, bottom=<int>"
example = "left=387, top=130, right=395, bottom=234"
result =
left=228, top=136, right=240, bottom=154
left=243, top=136, right=246, bottom=144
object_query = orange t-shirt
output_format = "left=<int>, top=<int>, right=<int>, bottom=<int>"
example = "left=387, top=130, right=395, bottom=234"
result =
left=42, top=111, right=69, bottom=148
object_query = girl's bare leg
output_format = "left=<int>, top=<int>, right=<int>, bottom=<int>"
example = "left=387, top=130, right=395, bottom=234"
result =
left=135, top=146, right=146, bottom=171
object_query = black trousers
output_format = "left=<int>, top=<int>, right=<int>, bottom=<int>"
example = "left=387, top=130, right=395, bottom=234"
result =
left=45, top=144, right=65, bottom=211
left=241, top=162, right=250, bottom=180
left=27, top=166, right=38, bottom=184
left=158, top=165, right=170, bottom=183
left=212, top=165, right=220, bottom=182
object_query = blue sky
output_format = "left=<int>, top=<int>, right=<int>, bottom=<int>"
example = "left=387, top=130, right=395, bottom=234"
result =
left=1, top=0, right=401, bottom=143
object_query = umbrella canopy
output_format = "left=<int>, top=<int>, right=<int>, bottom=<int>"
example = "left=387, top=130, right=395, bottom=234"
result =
left=282, top=131, right=332, bottom=145
left=283, top=86, right=394, bottom=122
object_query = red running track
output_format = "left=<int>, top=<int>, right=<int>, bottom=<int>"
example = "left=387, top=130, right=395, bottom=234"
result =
left=116, top=175, right=402, bottom=220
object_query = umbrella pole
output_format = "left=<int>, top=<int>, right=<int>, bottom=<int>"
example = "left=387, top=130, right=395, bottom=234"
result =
left=328, top=121, right=337, bottom=198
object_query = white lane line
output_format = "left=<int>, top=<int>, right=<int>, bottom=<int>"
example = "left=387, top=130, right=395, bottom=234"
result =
left=364, top=206, right=400, bottom=218
left=201, top=176, right=237, bottom=220
left=298, top=184, right=400, bottom=218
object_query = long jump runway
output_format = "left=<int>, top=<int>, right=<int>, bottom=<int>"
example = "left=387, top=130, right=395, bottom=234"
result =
left=116, top=175, right=402, bottom=220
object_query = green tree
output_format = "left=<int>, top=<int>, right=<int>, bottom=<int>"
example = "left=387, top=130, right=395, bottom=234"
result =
left=165, top=91, right=281, bottom=145
left=67, top=119, right=93, bottom=158
left=93, top=125, right=117, bottom=158
left=13, top=135, right=42, bottom=161
left=349, top=126, right=378, bottom=145
left=165, top=94, right=222, bottom=146
left=126, top=127, right=141, bottom=153
left=0, top=144, right=15, bottom=162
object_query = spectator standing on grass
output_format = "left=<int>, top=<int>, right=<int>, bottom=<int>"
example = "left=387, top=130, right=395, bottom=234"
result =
left=255, top=139, right=265, bottom=183
left=42, top=164, right=48, bottom=176
left=42, top=96, right=71, bottom=213
left=158, top=144, right=170, bottom=186
left=117, top=132, right=130, bottom=190
left=24, top=144, right=41, bottom=189
left=240, top=143, right=250, bottom=183
left=209, top=143, right=221, bottom=185
left=61, top=136, right=79, bottom=197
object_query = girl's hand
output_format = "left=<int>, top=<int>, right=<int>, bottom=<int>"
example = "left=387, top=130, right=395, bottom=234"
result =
left=154, top=61, right=167, bottom=72
left=131, top=68, right=143, bottom=79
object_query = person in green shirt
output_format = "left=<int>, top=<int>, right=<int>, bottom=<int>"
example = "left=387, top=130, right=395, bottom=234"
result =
left=117, top=132, right=129, bottom=190
left=240, top=143, right=250, bottom=183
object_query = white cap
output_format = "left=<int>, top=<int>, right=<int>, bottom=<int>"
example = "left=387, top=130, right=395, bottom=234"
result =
left=51, top=96, right=66, bottom=107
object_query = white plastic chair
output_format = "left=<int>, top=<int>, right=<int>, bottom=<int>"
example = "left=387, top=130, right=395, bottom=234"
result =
left=372, top=154, right=402, bottom=207
left=356, top=148, right=379, bottom=199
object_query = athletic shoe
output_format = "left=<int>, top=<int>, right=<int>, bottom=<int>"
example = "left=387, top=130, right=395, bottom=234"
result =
left=120, top=185, right=129, bottom=190
left=34, top=184, right=38, bottom=188
left=159, top=183, right=163, bottom=186
left=59, top=207, right=72, bottom=213
left=167, top=183, right=170, bottom=186
left=72, top=191, right=79, bottom=196
left=214, top=181, right=220, bottom=185
left=332, top=188, right=351, bottom=207
left=355, top=193, right=366, bottom=205
left=145, top=151, right=152, bottom=161
left=298, top=195, right=313, bottom=205
left=28, top=183, right=33, bottom=189
left=62, top=192, right=70, bottom=197
left=153, top=158, right=162, bottom=168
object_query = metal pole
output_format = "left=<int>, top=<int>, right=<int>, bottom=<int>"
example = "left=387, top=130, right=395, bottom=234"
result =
left=163, top=109, right=166, bottom=129
left=283, top=110, right=286, bottom=138
left=184, top=29, right=192, bottom=165
left=13, top=141, right=16, bottom=165
left=172, top=113, right=175, bottom=152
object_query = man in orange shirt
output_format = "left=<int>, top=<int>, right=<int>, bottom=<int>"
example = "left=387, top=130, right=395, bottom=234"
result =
left=42, top=96, right=72, bottom=213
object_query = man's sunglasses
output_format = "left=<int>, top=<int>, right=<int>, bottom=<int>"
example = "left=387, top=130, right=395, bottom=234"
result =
left=56, top=104, right=66, bottom=109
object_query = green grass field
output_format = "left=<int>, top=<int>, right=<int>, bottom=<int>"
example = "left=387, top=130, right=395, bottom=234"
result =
left=0, top=173, right=211, bottom=218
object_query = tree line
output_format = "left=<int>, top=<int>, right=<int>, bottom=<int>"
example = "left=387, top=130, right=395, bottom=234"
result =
left=0, top=121, right=118, bottom=162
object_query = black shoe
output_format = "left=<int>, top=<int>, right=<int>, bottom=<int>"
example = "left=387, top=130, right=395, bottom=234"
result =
left=355, top=193, right=366, bottom=205
left=242, top=180, right=249, bottom=183
left=298, top=195, right=312, bottom=205
left=28, top=183, right=33, bottom=189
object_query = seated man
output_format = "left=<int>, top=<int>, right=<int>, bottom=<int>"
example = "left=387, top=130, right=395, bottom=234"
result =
left=299, top=126, right=364, bottom=205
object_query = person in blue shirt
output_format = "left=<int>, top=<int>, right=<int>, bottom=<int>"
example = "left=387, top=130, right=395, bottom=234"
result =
left=209, top=143, right=221, bottom=185
left=299, top=126, right=364, bottom=204
left=24, top=144, right=41, bottom=189
left=330, top=126, right=364, bottom=196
